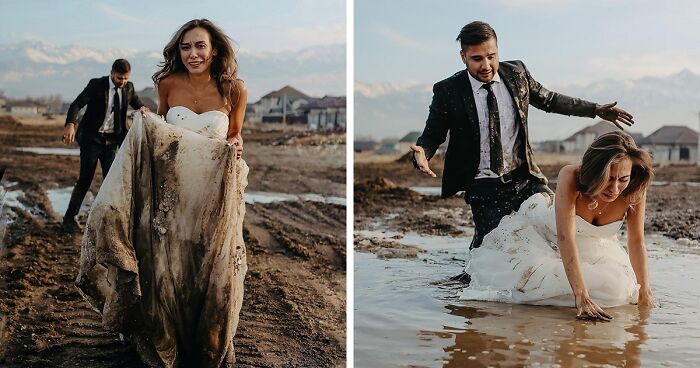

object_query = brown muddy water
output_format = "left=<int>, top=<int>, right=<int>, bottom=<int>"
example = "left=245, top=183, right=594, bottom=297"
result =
left=354, top=230, right=700, bottom=367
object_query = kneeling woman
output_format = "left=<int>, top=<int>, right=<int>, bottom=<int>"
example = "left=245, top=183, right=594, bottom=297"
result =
left=461, top=131, right=657, bottom=320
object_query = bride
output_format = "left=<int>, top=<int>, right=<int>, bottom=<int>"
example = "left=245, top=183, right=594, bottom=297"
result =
left=75, top=19, right=248, bottom=367
left=461, top=131, right=658, bottom=320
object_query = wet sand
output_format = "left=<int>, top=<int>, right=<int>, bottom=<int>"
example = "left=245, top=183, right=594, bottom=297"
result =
left=354, top=153, right=700, bottom=367
left=0, top=116, right=346, bottom=367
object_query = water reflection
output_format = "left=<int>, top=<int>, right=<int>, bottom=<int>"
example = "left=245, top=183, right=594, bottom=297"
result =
left=422, top=303, right=650, bottom=367
left=354, top=231, right=700, bottom=367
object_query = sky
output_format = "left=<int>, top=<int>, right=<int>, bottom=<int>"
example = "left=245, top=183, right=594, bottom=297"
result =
left=355, top=0, right=700, bottom=85
left=354, top=0, right=700, bottom=140
left=1, top=0, right=345, bottom=52
left=0, top=0, right=346, bottom=100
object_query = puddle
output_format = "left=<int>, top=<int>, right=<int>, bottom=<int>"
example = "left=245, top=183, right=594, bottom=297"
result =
left=245, top=191, right=346, bottom=206
left=15, top=147, right=80, bottom=156
left=42, top=187, right=346, bottom=220
left=354, top=230, right=700, bottom=367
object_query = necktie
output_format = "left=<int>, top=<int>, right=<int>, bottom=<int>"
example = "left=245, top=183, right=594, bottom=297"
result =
left=113, top=87, right=121, bottom=133
left=483, top=82, right=503, bottom=174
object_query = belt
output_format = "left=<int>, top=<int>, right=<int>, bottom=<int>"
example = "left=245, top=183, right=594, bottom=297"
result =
left=98, top=132, right=117, bottom=138
left=472, top=166, right=529, bottom=186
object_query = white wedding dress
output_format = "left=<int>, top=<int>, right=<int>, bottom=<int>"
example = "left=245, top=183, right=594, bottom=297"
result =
left=76, top=107, right=248, bottom=367
left=460, top=192, right=640, bottom=307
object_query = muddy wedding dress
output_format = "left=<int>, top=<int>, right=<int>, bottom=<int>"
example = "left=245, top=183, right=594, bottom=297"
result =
left=76, top=107, right=248, bottom=367
left=460, top=192, right=639, bottom=307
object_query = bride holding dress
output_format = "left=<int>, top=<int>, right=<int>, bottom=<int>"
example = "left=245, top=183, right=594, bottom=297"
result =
left=76, top=19, right=248, bottom=367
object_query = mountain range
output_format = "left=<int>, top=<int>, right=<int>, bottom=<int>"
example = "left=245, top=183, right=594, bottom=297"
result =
left=356, top=69, right=700, bottom=141
left=0, top=40, right=346, bottom=102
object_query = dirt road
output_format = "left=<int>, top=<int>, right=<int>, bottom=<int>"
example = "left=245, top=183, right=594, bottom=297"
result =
left=0, top=116, right=346, bottom=367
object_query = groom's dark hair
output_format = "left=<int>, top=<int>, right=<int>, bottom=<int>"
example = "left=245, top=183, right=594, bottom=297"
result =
left=112, top=59, right=131, bottom=74
left=456, top=21, right=497, bottom=47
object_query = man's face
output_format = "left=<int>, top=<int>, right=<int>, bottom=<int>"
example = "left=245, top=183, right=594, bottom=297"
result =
left=460, top=37, right=499, bottom=83
left=111, top=71, right=131, bottom=88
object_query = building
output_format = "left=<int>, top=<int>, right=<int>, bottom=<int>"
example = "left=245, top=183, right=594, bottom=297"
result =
left=561, top=121, right=618, bottom=153
left=638, top=125, right=698, bottom=164
left=304, top=96, right=346, bottom=130
left=5, top=100, right=46, bottom=116
left=397, top=131, right=421, bottom=153
left=354, top=139, right=378, bottom=153
left=246, top=85, right=310, bottom=124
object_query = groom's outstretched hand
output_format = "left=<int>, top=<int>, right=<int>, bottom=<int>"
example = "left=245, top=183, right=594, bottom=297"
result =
left=410, top=145, right=437, bottom=178
left=575, top=292, right=613, bottom=321
left=595, top=101, right=634, bottom=130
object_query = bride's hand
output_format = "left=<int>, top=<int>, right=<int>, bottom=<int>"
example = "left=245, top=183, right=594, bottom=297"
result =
left=575, top=291, right=613, bottom=321
left=229, top=134, right=243, bottom=159
left=637, top=286, right=658, bottom=308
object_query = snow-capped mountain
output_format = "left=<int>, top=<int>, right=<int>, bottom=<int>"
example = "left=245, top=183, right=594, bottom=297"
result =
left=0, top=40, right=346, bottom=101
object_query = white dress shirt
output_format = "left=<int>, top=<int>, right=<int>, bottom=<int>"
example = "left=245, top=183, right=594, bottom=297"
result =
left=467, top=71, right=521, bottom=179
left=99, top=76, right=123, bottom=134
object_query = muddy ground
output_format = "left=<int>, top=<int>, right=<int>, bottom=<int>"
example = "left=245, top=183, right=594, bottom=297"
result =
left=0, top=116, right=346, bottom=367
left=355, top=152, right=700, bottom=246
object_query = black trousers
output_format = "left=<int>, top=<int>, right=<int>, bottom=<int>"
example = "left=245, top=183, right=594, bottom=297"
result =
left=466, top=172, right=552, bottom=250
left=64, top=135, right=118, bottom=218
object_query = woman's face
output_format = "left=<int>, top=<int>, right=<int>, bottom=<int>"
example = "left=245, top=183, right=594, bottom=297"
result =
left=180, top=27, right=217, bottom=75
left=597, top=157, right=632, bottom=203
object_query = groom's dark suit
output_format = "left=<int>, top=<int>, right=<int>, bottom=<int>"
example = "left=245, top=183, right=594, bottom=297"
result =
left=416, top=60, right=598, bottom=249
left=417, top=60, right=596, bottom=198
left=64, top=76, right=144, bottom=222
left=67, top=76, right=143, bottom=146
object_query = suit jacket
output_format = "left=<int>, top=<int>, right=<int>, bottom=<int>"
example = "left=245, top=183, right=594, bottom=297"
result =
left=65, top=76, right=144, bottom=146
left=416, top=60, right=597, bottom=198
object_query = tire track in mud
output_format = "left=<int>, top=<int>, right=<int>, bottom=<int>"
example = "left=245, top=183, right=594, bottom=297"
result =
left=0, top=216, right=143, bottom=367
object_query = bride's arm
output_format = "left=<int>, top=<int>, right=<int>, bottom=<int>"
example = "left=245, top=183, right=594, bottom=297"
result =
left=156, top=78, right=172, bottom=116
left=626, top=191, right=657, bottom=307
left=227, top=81, right=248, bottom=142
left=555, top=166, right=612, bottom=320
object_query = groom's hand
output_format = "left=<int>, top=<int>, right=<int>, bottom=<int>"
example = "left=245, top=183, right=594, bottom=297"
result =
left=595, top=101, right=634, bottom=130
left=410, top=145, right=437, bottom=178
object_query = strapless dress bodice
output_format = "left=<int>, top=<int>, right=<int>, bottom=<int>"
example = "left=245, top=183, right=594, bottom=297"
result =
left=165, top=106, right=228, bottom=140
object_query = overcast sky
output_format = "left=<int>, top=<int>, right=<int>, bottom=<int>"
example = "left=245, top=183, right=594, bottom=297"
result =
left=355, top=0, right=700, bottom=86
left=1, top=0, right=345, bottom=52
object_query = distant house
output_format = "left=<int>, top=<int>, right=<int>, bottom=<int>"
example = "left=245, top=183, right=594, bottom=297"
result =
left=6, top=100, right=46, bottom=116
left=304, top=96, right=346, bottom=130
left=638, top=126, right=698, bottom=164
left=376, top=138, right=400, bottom=154
left=247, top=85, right=310, bottom=124
left=533, top=140, right=564, bottom=153
left=562, top=121, right=618, bottom=153
left=354, top=139, right=378, bottom=153
left=398, top=131, right=421, bottom=153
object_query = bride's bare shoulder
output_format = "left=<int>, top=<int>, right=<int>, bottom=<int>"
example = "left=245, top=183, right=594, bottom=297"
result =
left=557, top=165, right=580, bottom=192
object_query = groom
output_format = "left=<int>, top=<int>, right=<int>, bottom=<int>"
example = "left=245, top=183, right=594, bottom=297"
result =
left=61, top=59, right=147, bottom=232
left=411, top=21, right=634, bottom=255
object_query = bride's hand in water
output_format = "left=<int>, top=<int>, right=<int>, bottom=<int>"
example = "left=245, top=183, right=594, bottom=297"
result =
left=638, top=286, right=658, bottom=308
left=575, top=291, right=613, bottom=321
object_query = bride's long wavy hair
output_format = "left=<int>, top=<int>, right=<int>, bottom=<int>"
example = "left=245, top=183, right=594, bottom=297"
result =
left=576, top=130, right=654, bottom=208
left=152, top=19, right=242, bottom=107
